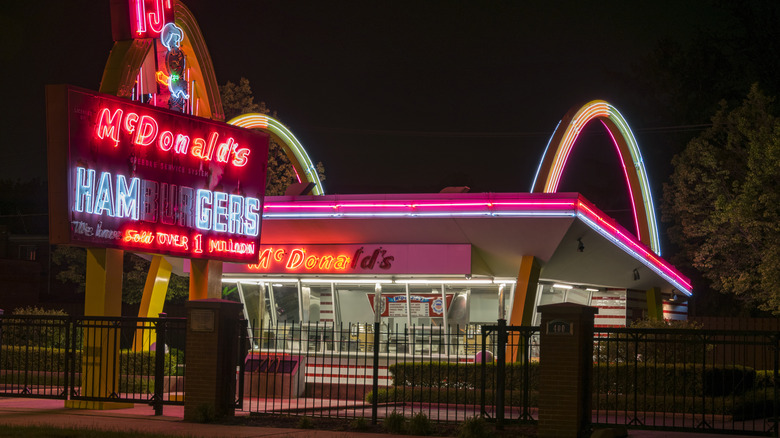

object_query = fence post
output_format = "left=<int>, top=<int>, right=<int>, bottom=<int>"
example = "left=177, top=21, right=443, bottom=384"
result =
left=496, top=318, right=506, bottom=430
left=773, top=334, right=779, bottom=438
left=371, top=283, right=382, bottom=425
left=480, top=327, right=488, bottom=417
left=153, top=313, right=167, bottom=416
left=62, top=314, right=71, bottom=399
left=183, top=299, right=243, bottom=421
left=537, top=303, right=597, bottom=438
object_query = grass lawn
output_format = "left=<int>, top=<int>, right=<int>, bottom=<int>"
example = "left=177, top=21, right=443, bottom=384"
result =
left=0, top=425, right=189, bottom=437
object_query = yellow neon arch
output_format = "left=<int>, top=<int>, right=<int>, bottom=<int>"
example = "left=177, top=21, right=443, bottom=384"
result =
left=228, top=113, right=325, bottom=195
left=531, top=100, right=661, bottom=255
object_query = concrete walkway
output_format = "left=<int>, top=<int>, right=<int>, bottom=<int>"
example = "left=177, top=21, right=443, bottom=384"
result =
left=0, top=397, right=762, bottom=438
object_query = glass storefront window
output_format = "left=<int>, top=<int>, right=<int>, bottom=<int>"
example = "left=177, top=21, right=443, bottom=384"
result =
left=272, top=283, right=301, bottom=323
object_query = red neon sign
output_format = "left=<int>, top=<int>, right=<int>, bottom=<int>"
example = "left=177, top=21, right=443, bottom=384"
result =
left=130, top=0, right=173, bottom=39
left=219, top=244, right=472, bottom=275
left=46, top=85, right=269, bottom=263
left=95, top=108, right=250, bottom=167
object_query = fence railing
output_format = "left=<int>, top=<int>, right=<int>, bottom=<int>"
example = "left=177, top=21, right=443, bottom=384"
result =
left=0, top=314, right=186, bottom=415
left=593, top=327, right=780, bottom=435
left=2, top=313, right=777, bottom=435
left=240, top=321, right=539, bottom=425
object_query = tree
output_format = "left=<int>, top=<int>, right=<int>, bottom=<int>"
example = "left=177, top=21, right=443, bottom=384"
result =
left=51, top=246, right=189, bottom=305
left=220, top=78, right=325, bottom=196
left=663, top=85, right=780, bottom=315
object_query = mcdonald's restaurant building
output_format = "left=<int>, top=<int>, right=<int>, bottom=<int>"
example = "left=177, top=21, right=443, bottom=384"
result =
left=204, top=101, right=692, bottom=339
left=46, top=1, right=691, bottom=347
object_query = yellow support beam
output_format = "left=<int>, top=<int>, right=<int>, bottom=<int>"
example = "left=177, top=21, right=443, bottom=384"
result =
left=509, top=256, right=541, bottom=327
left=507, top=255, right=541, bottom=362
left=646, top=287, right=663, bottom=320
left=189, top=259, right=223, bottom=300
left=133, top=256, right=172, bottom=351
left=66, top=248, right=132, bottom=410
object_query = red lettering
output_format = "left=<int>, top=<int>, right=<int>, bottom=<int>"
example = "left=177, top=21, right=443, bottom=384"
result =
left=174, top=134, right=190, bottom=154
left=191, top=137, right=207, bottom=159
left=334, top=255, right=350, bottom=270
left=96, top=108, right=123, bottom=146
left=232, top=148, right=251, bottom=167
left=204, top=132, right=219, bottom=161
left=216, top=137, right=236, bottom=163
left=93, top=106, right=251, bottom=169
left=123, top=229, right=155, bottom=245
left=158, top=131, right=174, bottom=151
left=251, top=248, right=273, bottom=270
left=286, top=249, right=305, bottom=269
left=124, top=112, right=139, bottom=134
left=134, top=115, right=158, bottom=146
left=146, top=0, right=167, bottom=34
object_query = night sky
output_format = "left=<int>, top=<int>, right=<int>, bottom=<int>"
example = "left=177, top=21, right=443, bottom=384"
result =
left=1, top=1, right=731, bottom=232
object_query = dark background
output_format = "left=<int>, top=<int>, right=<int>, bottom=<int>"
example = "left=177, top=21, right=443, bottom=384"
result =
left=0, top=1, right=740, bottom=235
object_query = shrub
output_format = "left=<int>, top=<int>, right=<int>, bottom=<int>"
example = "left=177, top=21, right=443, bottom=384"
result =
left=296, top=416, right=313, bottom=429
left=3, top=307, right=70, bottom=349
left=593, top=363, right=756, bottom=397
left=350, top=417, right=370, bottom=431
left=389, top=361, right=539, bottom=391
left=408, top=411, right=433, bottom=436
left=383, top=410, right=405, bottom=434
left=458, top=416, right=491, bottom=438
left=755, top=370, right=776, bottom=389
left=595, top=318, right=710, bottom=364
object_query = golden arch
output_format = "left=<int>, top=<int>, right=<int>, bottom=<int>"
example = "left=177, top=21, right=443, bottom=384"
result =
left=531, top=100, right=661, bottom=255
left=228, top=113, right=325, bottom=195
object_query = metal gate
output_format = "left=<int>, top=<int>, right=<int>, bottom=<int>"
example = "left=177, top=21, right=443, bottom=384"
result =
left=0, top=314, right=186, bottom=415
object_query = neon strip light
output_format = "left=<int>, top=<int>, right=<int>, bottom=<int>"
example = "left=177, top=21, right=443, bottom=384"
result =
left=576, top=200, right=690, bottom=294
left=530, top=120, right=561, bottom=192
left=535, top=100, right=661, bottom=255
left=601, top=120, right=641, bottom=238
left=259, top=194, right=691, bottom=295
left=228, top=114, right=324, bottom=195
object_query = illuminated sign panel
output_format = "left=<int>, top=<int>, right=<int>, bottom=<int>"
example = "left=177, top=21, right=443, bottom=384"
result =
left=218, top=244, right=472, bottom=275
left=46, top=85, right=269, bottom=262
left=368, top=294, right=455, bottom=318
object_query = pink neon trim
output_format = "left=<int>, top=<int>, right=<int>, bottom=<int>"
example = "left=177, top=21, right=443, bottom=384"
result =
left=601, top=120, right=641, bottom=239
left=577, top=201, right=691, bottom=290
left=259, top=193, right=690, bottom=292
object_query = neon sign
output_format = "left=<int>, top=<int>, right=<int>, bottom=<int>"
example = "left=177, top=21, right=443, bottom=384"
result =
left=156, top=22, right=189, bottom=112
left=368, top=294, right=455, bottom=318
left=46, top=85, right=269, bottom=262
left=129, top=0, right=173, bottom=39
left=220, top=244, right=472, bottom=275
left=95, top=107, right=250, bottom=167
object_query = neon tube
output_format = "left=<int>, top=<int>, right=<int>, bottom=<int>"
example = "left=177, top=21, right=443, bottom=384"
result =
left=259, top=193, right=691, bottom=295
left=228, top=113, right=324, bottom=195
left=534, top=100, right=661, bottom=255
left=601, top=120, right=641, bottom=238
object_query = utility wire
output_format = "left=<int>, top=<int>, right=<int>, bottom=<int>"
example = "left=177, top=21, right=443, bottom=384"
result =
left=302, top=123, right=713, bottom=138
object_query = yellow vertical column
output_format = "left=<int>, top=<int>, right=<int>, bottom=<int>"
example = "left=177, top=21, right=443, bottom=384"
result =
left=507, top=255, right=541, bottom=362
left=66, top=247, right=132, bottom=409
left=132, top=255, right=172, bottom=351
left=189, top=259, right=223, bottom=300
left=646, top=287, right=663, bottom=320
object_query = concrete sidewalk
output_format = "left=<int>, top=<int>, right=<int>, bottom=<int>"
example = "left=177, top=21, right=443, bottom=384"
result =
left=0, top=397, right=761, bottom=438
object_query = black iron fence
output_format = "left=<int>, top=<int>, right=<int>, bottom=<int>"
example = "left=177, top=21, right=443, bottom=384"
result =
left=2, top=313, right=777, bottom=435
left=240, top=322, right=539, bottom=426
left=0, top=314, right=186, bottom=414
left=593, top=327, right=779, bottom=436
